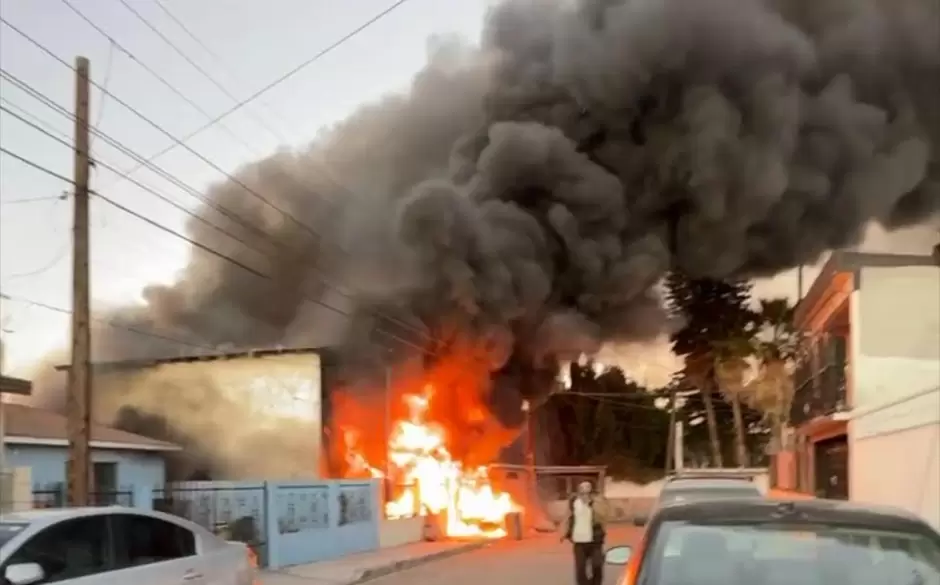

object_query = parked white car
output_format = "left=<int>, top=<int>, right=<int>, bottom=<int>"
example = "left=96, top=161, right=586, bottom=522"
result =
left=0, top=506, right=257, bottom=585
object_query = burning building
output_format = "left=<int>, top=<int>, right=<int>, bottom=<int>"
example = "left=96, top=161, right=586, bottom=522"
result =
left=55, top=348, right=330, bottom=481
left=27, top=0, right=940, bottom=539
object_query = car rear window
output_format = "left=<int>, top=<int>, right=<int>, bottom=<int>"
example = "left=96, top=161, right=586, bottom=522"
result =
left=643, top=521, right=940, bottom=585
left=0, top=522, right=28, bottom=547
left=660, top=486, right=760, bottom=504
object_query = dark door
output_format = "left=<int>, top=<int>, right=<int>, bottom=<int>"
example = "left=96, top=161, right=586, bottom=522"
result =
left=814, top=435, right=849, bottom=499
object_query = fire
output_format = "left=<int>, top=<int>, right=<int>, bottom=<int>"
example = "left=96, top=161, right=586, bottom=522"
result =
left=343, top=385, right=517, bottom=538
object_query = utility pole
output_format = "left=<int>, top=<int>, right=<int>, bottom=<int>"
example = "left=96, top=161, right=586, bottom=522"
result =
left=0, top=321, right=7, bottom=477
left=521, top=399, right=535, bottom=482
left=664, top=386, right=677, bottom=475
left=674, top=420, right=685, bottom=471
left=66, top=56, right=92, bottom=508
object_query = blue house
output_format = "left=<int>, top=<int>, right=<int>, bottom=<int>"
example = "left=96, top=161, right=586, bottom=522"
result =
left=2, top=402, right=180, bottom=507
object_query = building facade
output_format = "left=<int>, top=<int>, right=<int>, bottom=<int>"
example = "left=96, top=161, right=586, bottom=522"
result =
left=775, top=250, right=939, bottom=528
left=2, top=403, right=179, bottom=507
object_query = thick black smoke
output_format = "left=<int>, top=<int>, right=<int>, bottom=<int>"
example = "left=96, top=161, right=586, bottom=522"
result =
left=32, top=0, right=940, bottom=471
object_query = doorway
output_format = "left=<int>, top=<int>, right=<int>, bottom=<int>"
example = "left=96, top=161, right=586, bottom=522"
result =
left=814, top=435, right=849, bottom=500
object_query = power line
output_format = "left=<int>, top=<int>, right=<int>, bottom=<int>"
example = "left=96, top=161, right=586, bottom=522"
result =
left=1, top=103, right=272, bottom=268
left=62, top=1, right=375, bottom=277
left=1, top=65, right=438, bottom=348
left=127, top=0, right=413, bottom=164
left=1, top=69, right=282, bottom=250
left=60, top=0, right=274, bottom=172
left=1, top=12, right=439, bottom=350
left=0, top=292, right=216, bottom=351
left=0, top=200, right=69, bottom=280
left=0, top=194, right=67, bottom=206
left=1, top=17, right=324, bottom=242
left=0, top=144, right=430, bottom=355
left=0, top=146, right=78, bottom=186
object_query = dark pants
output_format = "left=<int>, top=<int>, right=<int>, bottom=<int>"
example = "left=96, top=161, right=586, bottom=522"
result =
left=573, top=541, right=604, bottom=585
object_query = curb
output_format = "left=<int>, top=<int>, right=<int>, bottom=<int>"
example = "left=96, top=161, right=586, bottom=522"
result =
left=351, top=541, right=489, bottom=584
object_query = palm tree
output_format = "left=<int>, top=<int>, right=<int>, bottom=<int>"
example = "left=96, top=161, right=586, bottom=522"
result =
left=713, top=331, right=758, bottom=468
left=744, top=298, right=802, bottom=452
left=666, top=274, right=755, bottom=467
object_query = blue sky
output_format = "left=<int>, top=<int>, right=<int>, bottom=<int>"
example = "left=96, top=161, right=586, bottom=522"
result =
left=0, top=0, right=497, bottom=373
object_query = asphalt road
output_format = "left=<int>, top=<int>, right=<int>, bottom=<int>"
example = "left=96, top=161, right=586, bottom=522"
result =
left=367, top=525, right=641, bottom=585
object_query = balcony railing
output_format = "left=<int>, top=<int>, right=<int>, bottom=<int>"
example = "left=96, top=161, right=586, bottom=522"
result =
left=790, top=337, right=848, bottom=426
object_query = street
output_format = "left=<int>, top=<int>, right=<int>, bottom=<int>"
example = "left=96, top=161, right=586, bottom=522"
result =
left=366, top=526, right=640, bottom=585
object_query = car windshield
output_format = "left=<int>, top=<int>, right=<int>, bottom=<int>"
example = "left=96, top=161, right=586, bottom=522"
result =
left=641, top=521, right=940, bottom=585
left=0, top=522, right=29, bottom=548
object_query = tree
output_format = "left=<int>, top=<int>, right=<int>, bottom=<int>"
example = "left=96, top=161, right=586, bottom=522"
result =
left=545, top=361, right=672, bottom=481
left=744, top=298, right=801, bottom=452
left=666, top=272, right=756, bottom=467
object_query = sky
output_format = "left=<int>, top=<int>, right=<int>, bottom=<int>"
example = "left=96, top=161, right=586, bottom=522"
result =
left=1, top=0, right=937, bottom=383
left=0, top=0, right=499, bottom=374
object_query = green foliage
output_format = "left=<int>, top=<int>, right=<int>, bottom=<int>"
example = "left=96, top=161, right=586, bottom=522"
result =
left=665, top=272, right=765, bottom=466
left=545, top=360, right=671, bottom=482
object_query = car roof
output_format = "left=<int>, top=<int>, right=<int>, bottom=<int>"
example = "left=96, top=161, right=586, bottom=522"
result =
left=653, top=497, right=932, bottom=533
left=1, top=506, right=211, bottom=534
left=662, top=478, right=760, bottom=491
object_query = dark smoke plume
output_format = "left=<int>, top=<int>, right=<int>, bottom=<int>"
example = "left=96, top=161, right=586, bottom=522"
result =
left=31, top=0, right=940, bottom=475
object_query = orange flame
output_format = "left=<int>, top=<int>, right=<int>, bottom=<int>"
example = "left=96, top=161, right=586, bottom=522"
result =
left=343, top=385, right=517, bottom=538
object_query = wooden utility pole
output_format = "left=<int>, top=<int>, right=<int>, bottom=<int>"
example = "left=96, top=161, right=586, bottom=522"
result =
left=664, top=386, right=677, bottom=475
left=66, top=56, right=92, bottom=507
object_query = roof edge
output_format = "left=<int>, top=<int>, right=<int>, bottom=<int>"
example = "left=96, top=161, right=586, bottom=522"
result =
left=3, top=435, right=182, bottom=452
left=53, top=346, right=330, bottom=372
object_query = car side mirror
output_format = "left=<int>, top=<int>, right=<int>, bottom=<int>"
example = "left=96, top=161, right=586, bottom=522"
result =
left=605, top=546, right=633, bottom=565
left=5, top=562, right=45, bottom=585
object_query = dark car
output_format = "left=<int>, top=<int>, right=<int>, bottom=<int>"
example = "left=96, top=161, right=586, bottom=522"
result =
left=632, top=474, right=763, bottom=526
left=607, top=498, right=940, bottom=585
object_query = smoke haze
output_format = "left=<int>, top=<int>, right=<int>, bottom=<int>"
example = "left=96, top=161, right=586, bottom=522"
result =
left=28, top=0, right=940, bottom=476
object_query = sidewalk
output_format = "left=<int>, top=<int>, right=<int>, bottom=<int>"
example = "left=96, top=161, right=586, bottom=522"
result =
left=260, top=540, right=489, bottom=585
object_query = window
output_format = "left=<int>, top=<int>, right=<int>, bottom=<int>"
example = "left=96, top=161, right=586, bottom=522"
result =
left=0, top=523, right=28, bottom=548
left=642, top=521, right=940, bottom=585
left=2, top=516, right=110, bottom=583
left=92, top=462, right=119, bottom=505
left=112, top=514, right=196, bottom=569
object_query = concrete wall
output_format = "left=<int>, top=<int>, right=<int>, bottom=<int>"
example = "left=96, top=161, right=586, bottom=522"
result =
left=94, top=352, right=323, bottom=480
left=854, top=265, right=940, bottom=409
left=850, top=386, right=940, bottom=529
left=0, top=467, right=32, bottom=512
left=161, top=479, right=382, bottom=570
left=379, top=517, right=424, bottom=549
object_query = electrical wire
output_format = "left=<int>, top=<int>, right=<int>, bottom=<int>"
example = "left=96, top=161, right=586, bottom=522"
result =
left=0, top=64, right=439, bottom=347
left=57, top=1, right=381, bottom=288
left=0, top=144, right=431, bottom=355
left=0, top=292, right=217, bottom=351
left=0, top=194, right=66, bottom=206
left=60, top=0, right=278, bottom=174
left=1, top=69, right=283, bottom=250
left=1, top=104, right=272, bottom=268
left=91, top=38, right=115, bottom=148
left=0, top=200, right=69, bottom=280
left=119, top=0, right=413, bottom=166
left=0, top=8, right=447, bottom=351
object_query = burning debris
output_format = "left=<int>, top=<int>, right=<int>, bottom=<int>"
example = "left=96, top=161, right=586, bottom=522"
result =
left=339, top=381, right=519, bottom=538
left=27, top=0, right=940, bottom=493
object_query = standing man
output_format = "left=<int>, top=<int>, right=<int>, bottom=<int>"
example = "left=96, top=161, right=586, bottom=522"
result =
left=561, top=480, right=609, bottom=585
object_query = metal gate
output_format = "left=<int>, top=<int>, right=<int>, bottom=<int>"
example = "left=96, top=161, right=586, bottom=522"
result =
left=153, top=484, right=268, bottom=566
left=814, top=435, right=849, bottom=500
